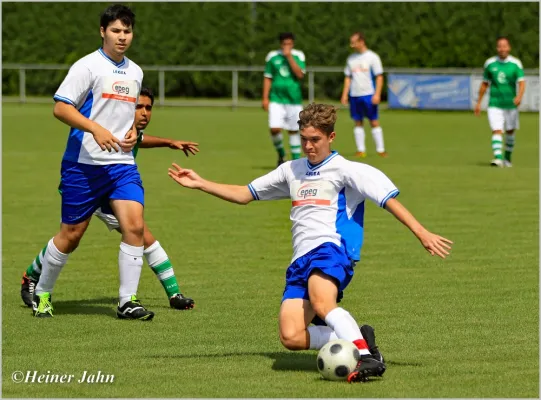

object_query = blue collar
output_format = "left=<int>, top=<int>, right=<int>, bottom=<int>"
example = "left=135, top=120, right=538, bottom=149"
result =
left=306, top=151, right=338, bottom=171
left=98, top=47, right=126, bottom=67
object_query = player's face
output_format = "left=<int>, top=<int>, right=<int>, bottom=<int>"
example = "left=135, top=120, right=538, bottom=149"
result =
left=497, top=39, right=511, bottom=59
left=100, top=19, right=133, bottom=57
left=280, top=38, right=294, bottom=50
left=350, top=35, right=364, bottom=51
left=135, top=95, right=153, bottom=130
left=300, top=126, right=335, bottom=164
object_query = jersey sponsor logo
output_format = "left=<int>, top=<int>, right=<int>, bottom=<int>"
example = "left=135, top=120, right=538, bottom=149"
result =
left=305, top=171, right=320, bottom=176
left=113, top=69, right=127, bottom=75
left=279, top=65, right=290, bottom=77
left=291, top=180, right=333, bottom=207
left=101, top=77, right=137, bottom=103
left=497, top=71, right=507, bottom=84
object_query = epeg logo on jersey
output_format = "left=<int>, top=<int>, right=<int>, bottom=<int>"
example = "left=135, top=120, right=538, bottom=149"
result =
left=291, top=180, right=333, bottom=207
left=101, top=77, right=137, bottom=103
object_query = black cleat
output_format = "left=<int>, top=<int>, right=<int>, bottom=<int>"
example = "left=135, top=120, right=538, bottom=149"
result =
left=117, top=296, right=154, bottom=321
left=169, top=293, right=195, bottom=310
left=360, top=324, right=385, bottom=365
left=21, top=273, right=37, bottom=308
left=347, top=354, right=386, bottom=383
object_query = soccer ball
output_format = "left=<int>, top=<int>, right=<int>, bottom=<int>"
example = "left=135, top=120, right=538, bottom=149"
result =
left=316, top=339, right=360, bottom=381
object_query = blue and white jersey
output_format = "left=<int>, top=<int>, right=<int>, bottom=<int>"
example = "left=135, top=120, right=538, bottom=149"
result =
left=248, top=152, right=399, bottom=263
left=344, top=50, right=383, bottom=97
left=54, top=48, right=143, bottom=165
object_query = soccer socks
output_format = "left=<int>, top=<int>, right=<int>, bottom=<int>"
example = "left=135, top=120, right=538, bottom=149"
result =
left=144, top=241, right=180, bottom=298
left=354, top=127, right=366, bottom=152
left=289, top=132, right=301, bottom=160
left=26, top=245, right=46, bottom=281
left=35, top=239, right=69, bottom=295
left=308, top=325, right=339, bottom=350
left=324, top=307, right=371, bottom=355
left=505, top=133, right=515, bottom=161
left=371, top=127, right=385, bottom=153
left=118, top=242, right=144, bottom=307
left=492, top=133, right=504, bottom=160
left=271, top=133, right=286, bottom=158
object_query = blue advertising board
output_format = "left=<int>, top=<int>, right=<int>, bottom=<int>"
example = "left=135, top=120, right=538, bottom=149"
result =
left=387, top=74, right=471, bottom=110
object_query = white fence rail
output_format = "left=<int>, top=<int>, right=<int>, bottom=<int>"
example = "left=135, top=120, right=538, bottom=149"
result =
left=2, top=63, right=539, bottom=108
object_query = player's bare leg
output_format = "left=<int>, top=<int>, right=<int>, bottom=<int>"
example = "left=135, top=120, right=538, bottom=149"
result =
left=370, top=120, right=387, bottom=157
left=142, top=223, right=194, bottom=310
left=279, top=299, right=316, bottom=350
left=33, top=219, right=91, bottom=317
left=504, top=129, right=515, bottom=167
left=111, top=199, right=154, bottom=320
left=353, top=120, right=366, bottom=158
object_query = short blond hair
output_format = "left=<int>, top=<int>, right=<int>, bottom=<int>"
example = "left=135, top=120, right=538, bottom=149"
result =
left=297, top=103, right=337, bottom=136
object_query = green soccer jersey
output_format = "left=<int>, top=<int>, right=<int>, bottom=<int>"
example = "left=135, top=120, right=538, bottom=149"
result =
left=483, top=56, right=524, bottom=109
left=132, top=129, right=144, bottom=158
left=264, top=49, right=306, bottom=105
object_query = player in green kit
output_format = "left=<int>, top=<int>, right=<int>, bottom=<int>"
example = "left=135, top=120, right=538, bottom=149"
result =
left=21, top=87, right=199, bottom=312
left=475, top=36, right=525, bottom=167
left=262, top=32, right=306, bottom=166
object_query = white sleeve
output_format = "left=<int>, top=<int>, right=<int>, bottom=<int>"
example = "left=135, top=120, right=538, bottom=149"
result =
left=248, top=164, right=290, bottom=201
left=371, top=53, right=384, bottom=76
left=53, top=61, right=92, bottom=107
left=346, top=162, right=399, bottom=207
left=344, top=59, right=352, bottom=77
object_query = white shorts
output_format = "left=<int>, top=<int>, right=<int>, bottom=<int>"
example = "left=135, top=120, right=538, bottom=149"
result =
left=487, top=107, right=519, bottom=132
left=93, top=207, right=120, bottom=231
left=269, top=102, right=303, bottom=131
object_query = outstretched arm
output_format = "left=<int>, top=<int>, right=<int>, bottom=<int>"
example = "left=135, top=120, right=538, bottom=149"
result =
left=384, top=198, right=453, bottom=258
left=168, top=163, right=253, bottom=205
left=140, top=135, right=199, bottom=156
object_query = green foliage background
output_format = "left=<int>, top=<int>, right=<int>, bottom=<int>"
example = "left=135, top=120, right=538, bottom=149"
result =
left=2, top=2, right=539, bottom=99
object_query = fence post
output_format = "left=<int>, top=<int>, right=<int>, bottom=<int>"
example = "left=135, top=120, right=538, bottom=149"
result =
left=232, top=70, right=239, bottom=109
left=308, top=71, right=314, bottom=103
left=19, top=68, right=26, bottom=103
left=158, top=69, right=165, bottom=106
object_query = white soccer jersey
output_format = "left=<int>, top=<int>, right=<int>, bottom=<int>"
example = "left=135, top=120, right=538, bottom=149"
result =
left=344, top=50, right=384, bottom=97
left=54, top=48, right=143, bottom=165
left=248, top=152, right=399, bottom=263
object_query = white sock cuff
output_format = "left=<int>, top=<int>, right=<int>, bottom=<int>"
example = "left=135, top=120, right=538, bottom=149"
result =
left=120, top=242, right=144, bottom=257
left=371, top=126, right=382, bottom=134
left=354, top=126, right=365, bottom=134
left=324, top=307, right=348, bottom=327
left=492, top=133, right=503, bottom=140
left=272, top=133, right=284, bottom=143
left=289, top=132, right=301, bottom=145
left=143, top=240, right=160, bottom=255
left=143, top=241, right=169, bottom=267
left=48, top=238, right=69, bottom=263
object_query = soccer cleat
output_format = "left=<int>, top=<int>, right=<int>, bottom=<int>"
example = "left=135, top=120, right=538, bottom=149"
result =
left=21, top=273, right=37, bottom=308
left=490, top=158, right=504, bottom=167
left=277, top=156, right=285, bottom=167
left=347, top=354, right=386, bottom=383
left=117, top=295, right=155, bottom=321
left=354, top=151, right=366, bottom=158
left=169, top=293, right=195, bottom=310
left=503, top=160, right=513, bottom=168
left=360, top=325, right=385, bottom=366
left=32, top=292, right=53, bottom=318
left=377, top=151, right=388, bottom=158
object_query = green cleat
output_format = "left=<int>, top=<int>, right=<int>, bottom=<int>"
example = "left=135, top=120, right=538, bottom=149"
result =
left=32, top=292, right=53, bottom=318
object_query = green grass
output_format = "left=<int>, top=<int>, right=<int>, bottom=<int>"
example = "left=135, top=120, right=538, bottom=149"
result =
left=2, top=103, right=539, bottom=398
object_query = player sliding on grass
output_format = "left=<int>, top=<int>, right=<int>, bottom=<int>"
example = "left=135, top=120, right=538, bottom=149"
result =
left=21, top=87, right=198, bottom=312
left=168, top=103, right=453, bottom=382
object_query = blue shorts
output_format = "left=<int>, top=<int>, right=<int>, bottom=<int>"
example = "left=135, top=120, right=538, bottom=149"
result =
left=282, top=242, right=355, bottom=303
left=60, top=160, right=144, bottom=225
left=350, top=95, right=379, bottom=122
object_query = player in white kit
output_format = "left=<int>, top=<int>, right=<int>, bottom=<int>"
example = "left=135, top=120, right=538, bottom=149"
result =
left=31, top=4, right=154, bottom=320
left=168, top=103, right=452, bottom=382
left=341, top=32, right=387, bottom=158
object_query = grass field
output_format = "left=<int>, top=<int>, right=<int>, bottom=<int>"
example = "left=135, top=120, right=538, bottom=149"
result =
left=2, top=103, right=539, bottom=398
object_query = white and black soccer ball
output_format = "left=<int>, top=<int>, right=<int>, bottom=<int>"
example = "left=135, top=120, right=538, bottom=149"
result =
left=316, top=339, right=360, bottom=381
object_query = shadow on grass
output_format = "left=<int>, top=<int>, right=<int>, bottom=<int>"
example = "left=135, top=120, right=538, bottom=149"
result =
left=52, top=297, right=117, bottom=317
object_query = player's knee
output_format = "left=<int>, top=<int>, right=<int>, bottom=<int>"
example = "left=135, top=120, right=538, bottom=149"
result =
left=354, top=120, right=363, bottom=127
left=270, top=128, right=282, bottom=135
left=123, top=219, right=144, bottom=238
left=279, top=328, right=305, bottom=350
left=370, top=120, right=380, bottom=128
left=59, top=224, right=87, bottom=251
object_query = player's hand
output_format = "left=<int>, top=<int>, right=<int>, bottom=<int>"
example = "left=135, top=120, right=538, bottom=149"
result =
left=168, top=140, right=200, bottom=157
left=282, top=44, right=292, bottom=57
left=262, top=98, right=269, bottom=111
left=474, top=103, right=482, bottom=116
left=513, top=96, right=522, bottom=106
left=120, top=128, right=138, bottom=152
left=91, top=124, right=121, bottom=152
left=417, top=230, right=453, bottom=259
left=168, top=163, right=204, bottom=189
left=371, top=94, right=381, bottom=105
left=340, top=94, right=349, bottom=106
